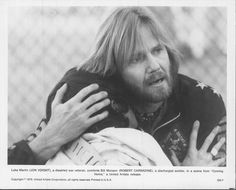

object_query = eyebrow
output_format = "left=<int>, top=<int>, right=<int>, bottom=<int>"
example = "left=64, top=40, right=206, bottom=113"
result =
left=132, top=43, right=162, bottom=58
left=151, top=43, right=163, bottom=51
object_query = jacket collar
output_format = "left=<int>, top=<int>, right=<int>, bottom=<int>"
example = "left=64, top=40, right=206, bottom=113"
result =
left=151, top=74, right=182, bottom=129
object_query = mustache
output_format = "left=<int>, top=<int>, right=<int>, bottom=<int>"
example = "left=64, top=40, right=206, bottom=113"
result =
left=145, top=71, right=166, bottom=84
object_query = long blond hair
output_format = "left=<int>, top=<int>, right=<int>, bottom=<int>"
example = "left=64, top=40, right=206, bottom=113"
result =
left=79, top=7, right=180, bottom=77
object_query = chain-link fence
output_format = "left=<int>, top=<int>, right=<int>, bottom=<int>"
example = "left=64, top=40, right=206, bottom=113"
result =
left=8, top=7, right=226, bottom=146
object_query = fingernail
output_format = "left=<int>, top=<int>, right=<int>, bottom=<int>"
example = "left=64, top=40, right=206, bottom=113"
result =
left=102, top=91, right=108, bottom=96
left=194, top=120, right=200, bottom=127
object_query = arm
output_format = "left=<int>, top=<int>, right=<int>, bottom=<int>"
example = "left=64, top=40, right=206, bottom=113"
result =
left=8, top=83, right=110, bottom=164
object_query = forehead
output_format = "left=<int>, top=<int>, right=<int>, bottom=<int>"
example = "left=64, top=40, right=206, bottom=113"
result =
left=134, top=26, right=160, bottom=54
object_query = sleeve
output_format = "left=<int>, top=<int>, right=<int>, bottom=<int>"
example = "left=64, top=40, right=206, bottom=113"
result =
left=195, top=85, right=226, bottom=165
left=8, top=140, right=39, bottom=165
left=196, top=85, right=226, bottom=148
left=8, top=119, right=48, bottom=165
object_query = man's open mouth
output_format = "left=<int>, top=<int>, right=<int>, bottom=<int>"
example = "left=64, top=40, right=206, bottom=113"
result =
left=148, top=77, right=165, bottom=86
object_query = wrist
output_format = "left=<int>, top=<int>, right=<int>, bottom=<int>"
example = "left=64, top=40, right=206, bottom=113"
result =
left=28, top=132, right=62, bottom=163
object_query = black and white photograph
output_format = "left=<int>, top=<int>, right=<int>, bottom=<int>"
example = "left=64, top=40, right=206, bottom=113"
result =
left=1, top=0, right=235, bottom=189
left=8, top=5, right=227, bottom=166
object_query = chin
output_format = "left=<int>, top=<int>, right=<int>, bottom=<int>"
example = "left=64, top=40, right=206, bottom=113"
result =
left=146, top=85, right=172, bottom=102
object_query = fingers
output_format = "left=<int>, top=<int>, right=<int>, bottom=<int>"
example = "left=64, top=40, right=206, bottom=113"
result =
left=87, top=111, right=109, bottom=126
left=67, top=84, right=99, bottom=105
left=51, top=83, right=67, bottom=109
left=201, top=126, right=219, bottom=152
left=82, top=91, right=108, bottom=110
left=211, top=137, right=226, bottom=154
left=189, top=120, right=200, bottom=150
left=218, top=116, right=226, bottom=135
left=211, top=157, right=226, bottom=166
left=86, top=98, right=110, bottom=116
left=169, top=149, right=181, bottom=166
left=218, top=116, right=226, bottom=126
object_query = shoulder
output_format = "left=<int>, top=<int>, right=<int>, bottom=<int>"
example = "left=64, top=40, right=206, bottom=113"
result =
left=61, top=67, right=98, bottom=84
left=48, top=67, right=105, bottom=103
left=176, top=74, right=226, bottom=123
left=177, top=74, right=224, bottom=105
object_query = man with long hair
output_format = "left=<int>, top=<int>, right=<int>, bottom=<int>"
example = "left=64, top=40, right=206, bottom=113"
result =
left=46, top=7, right=226, bottom=166
left=9, top=7, right=226, bottom=166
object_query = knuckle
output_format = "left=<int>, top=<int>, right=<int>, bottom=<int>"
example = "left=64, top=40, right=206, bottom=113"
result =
left=91, top=94, right=102, bottom=102
left=93, top=91, right=107, bottom=100
left=93, top=105, right=100, bottom=112
left=207, top=154, right=212, bottom=160
left=78, top=114, right=87, bottom=122
left=198, top=151, right=205, bottom=158
left=79, top=90, right=87, bottom=99
left=90, top=95, right=97, bottom=102
left=78, top=103, right=84, bottom=111
left=188, top=149, right=196, bottom=156
left=63, top=104, right=71, bottom=111
left=75, top=106, right=83, bottom=114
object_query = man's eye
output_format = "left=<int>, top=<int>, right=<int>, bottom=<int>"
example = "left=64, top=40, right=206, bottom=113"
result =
left=152, top=47, right=163, bottom=55
left=131, top=55, right=144, bottom=64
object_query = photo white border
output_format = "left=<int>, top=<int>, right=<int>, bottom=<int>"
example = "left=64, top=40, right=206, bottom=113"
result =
left=0, top=0, right=235, bottom=189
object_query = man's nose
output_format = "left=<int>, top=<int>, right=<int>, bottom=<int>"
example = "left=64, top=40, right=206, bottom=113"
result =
left=146, top=54, right=161, bottom=73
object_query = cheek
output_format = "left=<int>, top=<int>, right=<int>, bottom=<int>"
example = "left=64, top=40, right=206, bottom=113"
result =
left=122, top=65, right=145, bottom=85
left=159, top=50, right=171, bottom=73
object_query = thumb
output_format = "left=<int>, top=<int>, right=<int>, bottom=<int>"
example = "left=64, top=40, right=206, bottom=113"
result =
left=170, top=149, right=181, bottom=166
left=51, top=83, right=67, bottom=109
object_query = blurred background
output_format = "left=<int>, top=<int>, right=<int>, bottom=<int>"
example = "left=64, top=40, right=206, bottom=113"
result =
left=8, top=7, right=227, bottom=146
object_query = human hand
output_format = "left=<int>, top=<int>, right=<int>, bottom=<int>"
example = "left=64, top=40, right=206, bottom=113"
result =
left=170, top=120, right=226, bottom=166
left=29, top=83, right=110, bottom=162
left=214, top=116, right=226, bottom=165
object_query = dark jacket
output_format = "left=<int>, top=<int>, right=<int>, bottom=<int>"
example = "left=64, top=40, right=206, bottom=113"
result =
left=150, top=74, right=226, bottom=162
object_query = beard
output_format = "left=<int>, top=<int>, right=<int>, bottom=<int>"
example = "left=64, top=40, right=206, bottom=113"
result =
left=126, top=75, right=173, bottom=103
left=123, top=64, right=176, bottom=104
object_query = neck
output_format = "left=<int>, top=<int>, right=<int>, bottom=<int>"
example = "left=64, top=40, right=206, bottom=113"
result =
left=134, top=101, right=163, bottom=114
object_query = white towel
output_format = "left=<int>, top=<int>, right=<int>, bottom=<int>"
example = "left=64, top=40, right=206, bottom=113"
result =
left=46, top=127, right=172, bottom=166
